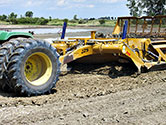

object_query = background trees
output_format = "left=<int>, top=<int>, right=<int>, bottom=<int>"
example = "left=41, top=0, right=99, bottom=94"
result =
left=73, top=15, right=78, bottom=20
left=25, top=11, right=33, bottom=18
left=99, top=19, right=106, bottom=25
left=0, top=15, right=7, bottom=21
left=127, top=0, right=166, bottom=16
left=0, top=11, right=116, bottom=26
left=8, top=12, right=17, bottom=24
left=0, top=11, right=48, bottom=25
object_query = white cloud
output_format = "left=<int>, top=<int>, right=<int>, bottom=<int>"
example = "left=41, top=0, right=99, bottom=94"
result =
left=78, top=4, right=95, bottom=8
left=86, top=4, right=94, bottom=8
left=24, top=0, right=45, bottom=7
left=72, top=0, right=86, bottom=2
left=55, top=0, right=94, bottom=8
left=97, top=0, right=124, bottom=3
left=0, top=0, right=13, bottom=6
left=57, top=0, right=67, bottom=6
left=26, top=1, right=33, bottom=6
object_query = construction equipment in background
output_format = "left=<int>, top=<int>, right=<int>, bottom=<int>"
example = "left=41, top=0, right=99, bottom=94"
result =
left=0, top=15, right=166, bottom=96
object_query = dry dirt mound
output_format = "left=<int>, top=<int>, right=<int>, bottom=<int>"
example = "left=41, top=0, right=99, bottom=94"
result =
left=0, top=62, right=166, bottom=124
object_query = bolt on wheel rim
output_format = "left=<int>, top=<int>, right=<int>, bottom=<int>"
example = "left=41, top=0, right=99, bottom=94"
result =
left=24, top=52, right=52, bottom=86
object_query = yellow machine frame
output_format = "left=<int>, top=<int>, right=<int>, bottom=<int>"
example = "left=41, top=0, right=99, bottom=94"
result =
left=52, top=16, right=166, bottom=73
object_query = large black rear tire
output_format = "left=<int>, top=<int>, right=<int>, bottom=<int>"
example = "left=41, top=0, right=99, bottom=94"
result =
left=5, top=39, right=60, bottom=96
left=0, top=39, right=21, bottom=90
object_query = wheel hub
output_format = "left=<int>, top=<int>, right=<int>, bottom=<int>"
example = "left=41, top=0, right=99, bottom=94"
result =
left=24, top=52, right=52, bottom=86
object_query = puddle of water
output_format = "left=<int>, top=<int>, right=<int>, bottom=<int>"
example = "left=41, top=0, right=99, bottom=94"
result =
left=12, top=28, right=93, bottom=34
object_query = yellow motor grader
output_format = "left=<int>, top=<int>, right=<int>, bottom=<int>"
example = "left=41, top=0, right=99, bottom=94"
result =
left=0, top=15, right=166, bottom=96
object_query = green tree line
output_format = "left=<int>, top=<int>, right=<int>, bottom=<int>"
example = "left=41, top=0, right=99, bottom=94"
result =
left=0, top=11, right=116, bottom=26
left=0, top=11, right=49, bottom=25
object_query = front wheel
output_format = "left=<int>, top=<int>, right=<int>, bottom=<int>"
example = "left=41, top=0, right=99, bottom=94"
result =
left=6, top=39, right=60, bottom=96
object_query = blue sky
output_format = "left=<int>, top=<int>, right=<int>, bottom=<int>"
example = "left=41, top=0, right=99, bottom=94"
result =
left=0, top=0, right=129, bottom=19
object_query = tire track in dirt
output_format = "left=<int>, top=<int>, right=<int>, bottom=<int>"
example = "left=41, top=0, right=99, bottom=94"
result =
left=0, top=63, right=166, bottom=124
left=0, top=78, right=166, bottom=125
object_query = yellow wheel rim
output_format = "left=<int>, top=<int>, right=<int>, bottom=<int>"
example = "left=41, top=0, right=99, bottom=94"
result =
left=24, top=52, right=52, bottom=86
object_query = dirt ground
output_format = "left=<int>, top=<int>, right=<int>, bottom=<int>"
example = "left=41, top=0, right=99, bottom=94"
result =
left=0, top=26, right=166, bottom=125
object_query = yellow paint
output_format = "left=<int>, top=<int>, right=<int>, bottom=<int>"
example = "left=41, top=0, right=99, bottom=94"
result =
left=112, top=20, right=121, bottom=35
left=53, top=16, right=166, bottom=72
left=122, top=44, right=144, bottom=72
left=155, top=48, right=166, bottom=61
left=91, top=31, right=96, bottom=39
left=24, top=52, right=52, bottom=86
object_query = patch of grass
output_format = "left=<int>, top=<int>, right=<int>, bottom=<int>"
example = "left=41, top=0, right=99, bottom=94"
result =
left=0, top=21, right=10, bottom=25
left=47, top=19, right=117, bottom=27
left=0, top=19, right=117, bottom=27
